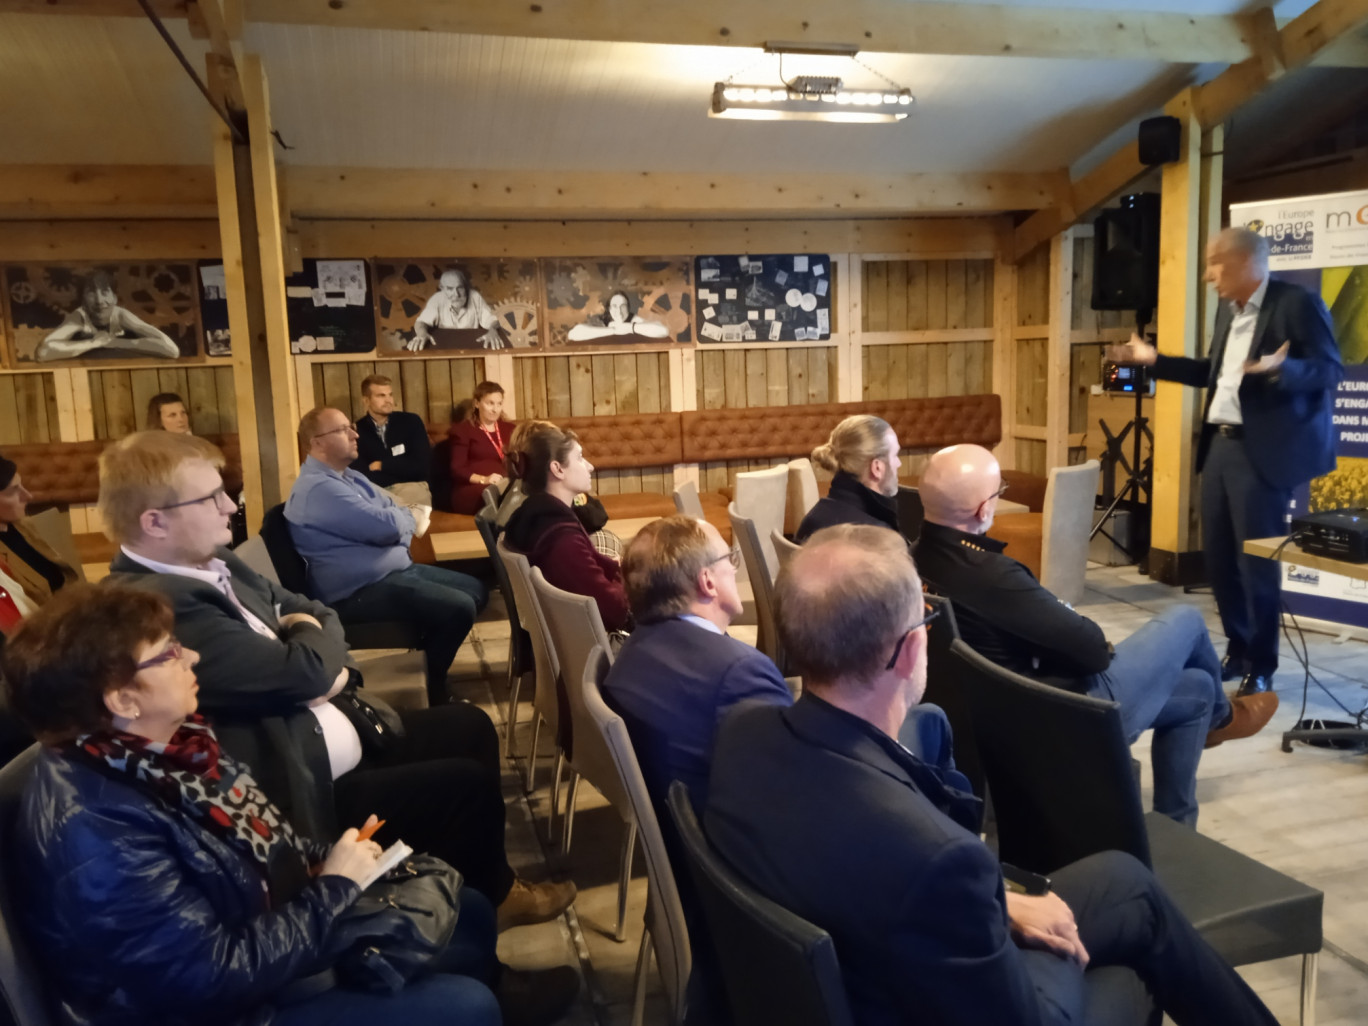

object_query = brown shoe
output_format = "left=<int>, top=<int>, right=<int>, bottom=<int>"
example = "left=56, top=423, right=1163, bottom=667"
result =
left=1205, top=692, right=1279, bottom=748
left=497, top=876, right=577, bottom=931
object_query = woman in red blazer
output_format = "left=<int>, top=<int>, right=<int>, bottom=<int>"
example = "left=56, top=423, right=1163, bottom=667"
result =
left=449, top=381, right=516, bottom=514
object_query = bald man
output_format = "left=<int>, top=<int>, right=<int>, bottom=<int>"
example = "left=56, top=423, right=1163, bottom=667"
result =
left=914, top=445, right=1277, bottom=827
left=1110, top=227, right=1342, bottom=697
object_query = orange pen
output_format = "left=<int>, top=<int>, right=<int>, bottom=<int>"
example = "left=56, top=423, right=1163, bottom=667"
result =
left=356, top=818, right=386, bottom=842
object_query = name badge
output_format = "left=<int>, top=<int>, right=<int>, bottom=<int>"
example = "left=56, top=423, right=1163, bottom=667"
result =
left=391, top=443, right=406, bottom=456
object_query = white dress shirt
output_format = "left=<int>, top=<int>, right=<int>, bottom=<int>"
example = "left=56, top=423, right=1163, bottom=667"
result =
left=1207, top=277, right=1269, bottom=426
left=121, top=547, right=362, bottom=778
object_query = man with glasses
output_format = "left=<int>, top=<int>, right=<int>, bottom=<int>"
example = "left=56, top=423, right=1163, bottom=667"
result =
left=288, top=406, right=485, bottom=707
left=606, top=515, right=961, bottom=816
left=913, top=444, right=1277, bottom=827
left=100, top=430, right=577, bottom=938
left=706, top=523, right=1279, bottom=1026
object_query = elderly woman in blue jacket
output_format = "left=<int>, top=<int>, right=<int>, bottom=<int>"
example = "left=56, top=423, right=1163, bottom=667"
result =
left=1, top=584, right=504, bottom=1026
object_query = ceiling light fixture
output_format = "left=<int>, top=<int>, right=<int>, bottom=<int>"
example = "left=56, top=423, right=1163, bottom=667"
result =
left=710, top=46, right=914, bottom=125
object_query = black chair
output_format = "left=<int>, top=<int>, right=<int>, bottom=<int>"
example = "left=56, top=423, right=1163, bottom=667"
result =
left=665, top=781, right=854, bottom=1026
left=258, top=504, right=427, bottom=683
left=895, top=484, right=924, bottom=542
left=949, top=639, right=1323, bottom=1025
left=430, top=436, right=454, bottom=514
left=0, top=746, right=55, bottom=1026
left=474, top=508, right=533, bottom=757
left=919, top=594, right=986, bottom=799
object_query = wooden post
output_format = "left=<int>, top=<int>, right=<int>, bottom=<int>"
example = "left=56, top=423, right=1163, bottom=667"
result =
left=1044, top=230, right=1074, bottom=469
left=1148, top=91, right=1219, bottom=585
left=839, top=254, right=863, bottom=402
left=992, top=226, right=1018, bottom=469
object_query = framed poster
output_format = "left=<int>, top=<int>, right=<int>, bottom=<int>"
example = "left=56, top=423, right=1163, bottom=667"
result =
left=373, top=259, right=540, bottom=353
left=543, top=257, right=692, bottom=347
left=197, top=261, right=232, bottom=357
left=3, top=262, right=201, bottom=364
left=694, top=254, right=831, bottom=343
left=285, top=259, right=377, bottom=355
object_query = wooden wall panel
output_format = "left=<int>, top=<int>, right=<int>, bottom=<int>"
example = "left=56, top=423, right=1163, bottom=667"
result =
left=694, top=347, right=837, bottom=411
left=89, top=365, right=239, bottom=439
left=0, top=374, right=61, bottom=445
left=861, top=341, right=993, bottom=400
left=1015, top=337, right=1048, bottom=428
left=862, top=259, right=994, bottom=331
left=1016, top=438, right=1047, bottom=476
left=1016, top=246, right=1051, bottom=328
left=307, top=356, right=485, bottom=428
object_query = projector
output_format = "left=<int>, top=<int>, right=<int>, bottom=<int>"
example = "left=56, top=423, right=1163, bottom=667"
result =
left=1291, top=508, right=1368, bottom=563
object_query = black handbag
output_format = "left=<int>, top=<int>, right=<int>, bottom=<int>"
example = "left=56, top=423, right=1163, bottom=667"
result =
left=330, top=679, right=407, bottom=758
left=330, top=854, right=463, bottom=993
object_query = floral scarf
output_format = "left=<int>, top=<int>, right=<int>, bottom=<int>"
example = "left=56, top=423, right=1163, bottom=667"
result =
left=71, top=714, right=312, bottom=888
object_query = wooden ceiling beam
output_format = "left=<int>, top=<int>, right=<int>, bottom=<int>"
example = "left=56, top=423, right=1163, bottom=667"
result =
left=0, top=164, right=1068, bottom=219
left=1012, top=0, right=1368, bottom=262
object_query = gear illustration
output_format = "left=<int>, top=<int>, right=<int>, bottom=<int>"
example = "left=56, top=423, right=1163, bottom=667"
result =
left=8, top=280, right=36, bottom=305
left=377, top=271, right=432, bottom=322
left=640, top=282, right=692, bottom=339
left=492, top=299, right=539, bottom=348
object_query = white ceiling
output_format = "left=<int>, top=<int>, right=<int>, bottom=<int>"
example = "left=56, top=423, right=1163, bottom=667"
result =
left=0, top=0, right=1353, bottom=187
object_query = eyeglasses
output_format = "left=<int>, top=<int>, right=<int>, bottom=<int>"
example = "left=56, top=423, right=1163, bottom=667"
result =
left=708, top=549, right=742, bottom=569
left=135, top=639, right=185, bottom=671
left=158, top=486, right=230, bottom=511
left=979, top=480, right=1010, bottom=507
left=885, top=603, right=943, bottom=670
left=313, top=424, right=354, bottom=440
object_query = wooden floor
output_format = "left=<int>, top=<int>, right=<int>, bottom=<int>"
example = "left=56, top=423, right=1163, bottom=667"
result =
left=362, top=561, right=1368, bottom=1026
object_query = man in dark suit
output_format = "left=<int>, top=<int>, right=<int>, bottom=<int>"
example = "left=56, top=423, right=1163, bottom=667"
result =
left=97, top=429, right=575, bottom=932
left=350, top=373, right=433, bottom=509
left=1111, top=227, right=1342, bottom=695
left=706, top=524, right=1278, bottom=1026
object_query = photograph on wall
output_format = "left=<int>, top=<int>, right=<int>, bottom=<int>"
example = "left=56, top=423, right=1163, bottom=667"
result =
left=3, top=262, right=200, bottom=364
left=374, top=259, right=540, bottom=353
left=285, top=258, right=377, bottom=355
left=542, top=257, right=692, bottom=347
left=694, top=253, right=831, bottom=343
left=198, top=262, right=232, bottom=357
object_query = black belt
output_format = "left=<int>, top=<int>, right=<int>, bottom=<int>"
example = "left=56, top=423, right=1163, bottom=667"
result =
left=1213, top=424, right=1243, bottom=439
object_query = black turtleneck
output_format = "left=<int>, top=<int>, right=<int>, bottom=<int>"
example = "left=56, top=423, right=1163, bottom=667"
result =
left=794, top=471, right=900, bottom=543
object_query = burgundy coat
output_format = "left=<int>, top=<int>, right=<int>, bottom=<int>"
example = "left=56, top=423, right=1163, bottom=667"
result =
left=448, top=418, right=515, bottom=514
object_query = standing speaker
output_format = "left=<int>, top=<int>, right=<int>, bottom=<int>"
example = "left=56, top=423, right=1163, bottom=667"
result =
left=1092, top=193, right=1161, bottom=314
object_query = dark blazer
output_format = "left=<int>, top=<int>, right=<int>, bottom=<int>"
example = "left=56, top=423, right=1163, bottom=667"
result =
left=1151, top=277, right=1342, bottom=489
left=106, top=549, right=352, bottom=840
left=351, top=410, right=432, bottom=488
left=602, top=617, right=791, bottom=811
left=795, top=471, right=900, bottom=543
left=706, top=695, right=1086, bottom=1026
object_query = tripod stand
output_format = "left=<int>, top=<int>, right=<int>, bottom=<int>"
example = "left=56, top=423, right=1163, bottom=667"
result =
left=1089, top=311, right=1154, bottom=564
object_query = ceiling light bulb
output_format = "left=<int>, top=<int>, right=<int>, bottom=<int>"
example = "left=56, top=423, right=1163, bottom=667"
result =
left=723, top=87, right=740, bottom=101
left=738, top=88, right=756, bottom=101
left=899, top=94, right=912, bottom=105
left=820, top=93, right=836, bottom=102
left=835, top=92, right=851, bottom=104
left=883, top=93, right=899, bottom=104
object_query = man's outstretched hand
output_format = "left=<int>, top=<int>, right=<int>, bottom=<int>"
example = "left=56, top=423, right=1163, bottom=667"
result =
left=1105, top=332, right=1157, bottom=368
left=1244, top=341, right=1290, bottom=376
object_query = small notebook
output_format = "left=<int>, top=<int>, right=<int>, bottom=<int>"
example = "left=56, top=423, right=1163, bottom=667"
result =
left=360, top=840, right=413, bottom=890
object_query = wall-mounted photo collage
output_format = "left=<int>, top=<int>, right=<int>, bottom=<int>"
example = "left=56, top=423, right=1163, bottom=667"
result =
left=0, top=253, right=832, bottom=368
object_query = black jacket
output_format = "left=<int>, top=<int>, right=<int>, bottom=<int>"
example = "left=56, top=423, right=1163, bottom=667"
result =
left=106, top=549, right=353, bottom=839
left=351, top=410, right=432, bottom=488
left=1151, top=278, right=1342, bottom=489
left=794, top=471, right=899, bottom=542
left=913, top=521, right=1112, bottom=692
left=18, top=747, right=354, bottom=1026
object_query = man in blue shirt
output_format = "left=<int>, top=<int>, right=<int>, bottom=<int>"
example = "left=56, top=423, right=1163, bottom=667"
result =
left=287, top=407, right=486, bottom=705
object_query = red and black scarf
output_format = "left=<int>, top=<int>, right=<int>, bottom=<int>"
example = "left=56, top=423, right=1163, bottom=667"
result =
left=71, top=715, right=311, bottom=886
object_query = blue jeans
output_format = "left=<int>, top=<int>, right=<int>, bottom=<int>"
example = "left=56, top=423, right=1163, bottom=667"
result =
left=274, top=889, right=500, bottom=1026
left=1090, top=605, right=1229, bottom=827
left=898, top=702, right=974, bottom=795
left=335, top=563, right=488, bottom=704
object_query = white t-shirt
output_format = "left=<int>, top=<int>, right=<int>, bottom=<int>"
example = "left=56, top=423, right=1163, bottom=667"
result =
left=1207, top=277, right=1269, bottom=427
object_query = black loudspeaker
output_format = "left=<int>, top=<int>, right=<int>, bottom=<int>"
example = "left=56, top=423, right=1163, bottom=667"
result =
left=1092, top=193, right=1161, bottom=315
left=1138, top=116, right=1182, bottom=165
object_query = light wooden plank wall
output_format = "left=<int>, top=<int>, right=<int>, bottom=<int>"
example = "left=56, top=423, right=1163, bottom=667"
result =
left=309, top=357, right=485, bottom=431
left=694, top=346, right=840, bottom=496
left=0, top=373, right=62, bottom=445
left=862, top=258, right=994, bottom=332
left=1014, top=245, right=1052, bottom=475
left=88, top=366, right=238, bottom=440
left=515, top=351, right=674, bottom=496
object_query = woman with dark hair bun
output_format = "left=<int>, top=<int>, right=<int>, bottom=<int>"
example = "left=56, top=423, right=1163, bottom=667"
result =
left=501, top=425, right=630, bottom=631
left=146, top=392, right=192, bottom=433
left=448, top=381, right=515, bottom=514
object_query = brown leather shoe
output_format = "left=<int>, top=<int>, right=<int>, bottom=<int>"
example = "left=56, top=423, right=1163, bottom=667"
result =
left=1205, top=692, right=1279, bottom=748
left=497, top=876, right=577, bottom=931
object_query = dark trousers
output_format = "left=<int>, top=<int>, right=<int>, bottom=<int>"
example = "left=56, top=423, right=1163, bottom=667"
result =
left=1050, top=851, right=1277, bottom=1026
left=334, top=703, right=516, bottom=905
left=1201, top=433, right=1290, bottom=676
left=335, top=564, right=488, bottom=704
